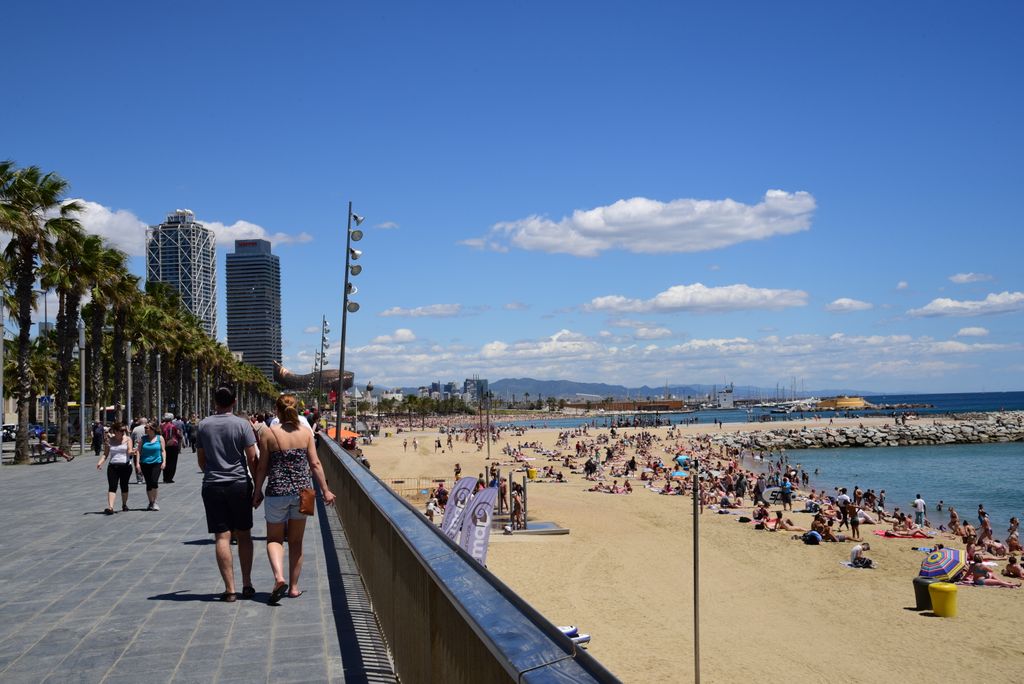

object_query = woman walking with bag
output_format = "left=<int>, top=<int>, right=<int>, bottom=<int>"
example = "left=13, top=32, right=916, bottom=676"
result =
left=96, top=423, right=137, bottom=514
left=252, top=394, right=335, bottom=604
left=138, top=422, right=166, bottom=510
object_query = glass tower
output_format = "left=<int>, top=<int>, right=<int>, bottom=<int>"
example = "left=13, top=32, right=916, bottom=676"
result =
left=225, top=239, right=282, bottom=379
left=146, top=210, right=217, bottom=337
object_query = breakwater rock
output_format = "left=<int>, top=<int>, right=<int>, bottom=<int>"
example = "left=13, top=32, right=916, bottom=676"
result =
left=711, top=412, right=1024, bottom=451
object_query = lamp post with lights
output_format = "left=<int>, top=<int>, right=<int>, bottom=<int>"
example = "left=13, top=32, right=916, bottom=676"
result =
left=334, top=202, right=363, bottom=441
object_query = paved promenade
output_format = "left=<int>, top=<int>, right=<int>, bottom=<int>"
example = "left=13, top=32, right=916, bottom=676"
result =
left=0, top=447, right=395, bottom=683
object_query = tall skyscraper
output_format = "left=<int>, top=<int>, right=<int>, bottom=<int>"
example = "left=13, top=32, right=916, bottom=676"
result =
left=225, top=239, right=282, bottom=379
left=146, top=209, right=217, bottom=336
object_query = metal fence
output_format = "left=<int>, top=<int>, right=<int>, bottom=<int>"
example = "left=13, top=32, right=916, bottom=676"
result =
left=317, top=438, right=619, bottom=683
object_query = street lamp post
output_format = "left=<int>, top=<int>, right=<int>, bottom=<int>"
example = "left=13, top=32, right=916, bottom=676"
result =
left=126, top=341, right=132, bottom=422
left=334, top=201, right=364, bottom=441
left=317, top=317, right=330, bottom=410
left=156, top=351, right=162, bottom=421
left=79, top=322, right=85, bottom=454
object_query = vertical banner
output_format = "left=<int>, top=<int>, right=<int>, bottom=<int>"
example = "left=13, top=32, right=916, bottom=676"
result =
left=440, top=477, right=477, bottom=540
left=459, top=487, right=498, bottom=565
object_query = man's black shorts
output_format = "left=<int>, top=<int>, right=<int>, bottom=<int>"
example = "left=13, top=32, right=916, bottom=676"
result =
left=202, top=480, right=253, bottom=533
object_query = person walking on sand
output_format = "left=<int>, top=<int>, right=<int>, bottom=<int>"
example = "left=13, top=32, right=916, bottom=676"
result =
left=253, top=393, right=336, bottom=604
left=913, top=494, right=927, bottom=529
left=197, top=386, right=258, bottom=602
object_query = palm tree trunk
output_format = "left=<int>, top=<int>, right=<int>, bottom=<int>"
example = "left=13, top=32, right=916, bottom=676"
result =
left=112, top=310, right=126, bottom=424
left=89, top=304, right=103, bottom=423
left=14, top=236, right=36, bottom=464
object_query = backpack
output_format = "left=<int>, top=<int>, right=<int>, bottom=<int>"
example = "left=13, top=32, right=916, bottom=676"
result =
left=162, top=422, right=180, bottom=447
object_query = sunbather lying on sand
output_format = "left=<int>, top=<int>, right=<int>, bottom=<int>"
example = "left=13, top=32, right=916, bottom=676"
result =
left=966, top=553, right=1020, bottom=588
left=1002, top=556, right=1024, bottom=579
left=771, top=511, right=806, bottom=532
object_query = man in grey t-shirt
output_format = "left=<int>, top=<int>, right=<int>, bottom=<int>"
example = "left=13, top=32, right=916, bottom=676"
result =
left=131, top=418, right=148, bottom=484
left=197, top=386, right=258, bottom=602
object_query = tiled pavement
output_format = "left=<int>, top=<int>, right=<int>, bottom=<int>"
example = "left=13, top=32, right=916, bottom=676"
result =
left=0, top=448, right=395, bottom=683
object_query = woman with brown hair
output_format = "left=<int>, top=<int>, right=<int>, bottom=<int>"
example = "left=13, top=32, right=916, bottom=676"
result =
left=96, top=423, right=137, bottom=514
left=252, top=394, right=336, bottom=604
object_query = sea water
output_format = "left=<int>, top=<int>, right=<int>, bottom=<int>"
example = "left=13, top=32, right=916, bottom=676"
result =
left=780, top=442, right=1023, bottom=535
left=497, top=391, right=1024, bottom=429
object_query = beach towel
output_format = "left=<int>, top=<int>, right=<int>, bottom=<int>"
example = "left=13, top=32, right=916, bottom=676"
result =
left=840, top=561, right=878, bottom=569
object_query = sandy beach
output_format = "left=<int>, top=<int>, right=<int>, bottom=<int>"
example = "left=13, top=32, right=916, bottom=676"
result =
left=363, top=416, right=1022, bottom=683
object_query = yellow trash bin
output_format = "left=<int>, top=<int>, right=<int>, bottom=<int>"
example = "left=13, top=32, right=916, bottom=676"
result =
left=928, top=582, right=958, bottom=617
left=527, top=467, right=537, bottom=480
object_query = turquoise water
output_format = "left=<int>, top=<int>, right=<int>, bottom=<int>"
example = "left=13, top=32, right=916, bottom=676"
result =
left=781, top=442, right=1023, bottom=535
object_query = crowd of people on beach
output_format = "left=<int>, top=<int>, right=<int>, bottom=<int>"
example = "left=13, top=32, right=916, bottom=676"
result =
left=409, top=418, right=1023, bottom=589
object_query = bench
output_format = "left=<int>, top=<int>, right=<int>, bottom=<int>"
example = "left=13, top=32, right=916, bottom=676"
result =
left=30, top=443, right=63, bottom=463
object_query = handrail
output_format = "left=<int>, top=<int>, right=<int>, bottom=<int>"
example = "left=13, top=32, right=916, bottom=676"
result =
left=318, top=438, right=620, bottom=683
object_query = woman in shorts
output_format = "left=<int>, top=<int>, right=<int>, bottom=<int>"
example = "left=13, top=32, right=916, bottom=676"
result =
left=253, top=394, right=335, bottom=604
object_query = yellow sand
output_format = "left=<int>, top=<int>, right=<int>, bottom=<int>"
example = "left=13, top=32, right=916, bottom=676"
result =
left=365, top=417, right=1022, bottom=683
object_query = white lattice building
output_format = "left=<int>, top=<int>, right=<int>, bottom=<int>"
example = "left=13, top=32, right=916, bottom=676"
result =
left=146, top=210, right=217, bottom=337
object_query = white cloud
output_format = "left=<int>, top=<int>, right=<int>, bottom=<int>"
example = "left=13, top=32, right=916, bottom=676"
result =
left=587, top=283, right=808, bottom=314
left=302, top=325, right=320, bottom=334
left=825, top=298, right=873, bottom=312
left=375, top=221, right=399, bottom=229
left=71, top=200, right=311, bottom=254
left=371, top=328, right=416, bottom=344
left=896, top=281, right=909, bottom=290
left=634, top=327, right=673, bottom=340
left=463, top=189, right=816, bottom=257
left=73, top=200, right=149, bottom=256
left=379, top=304, right=464, bottom=318
left=908, top=291, right=1024, bottom=317
left=503, top=302, right=529, bottom=311
left=949, top=272, right=993, bottom=284
left=956, top=327, right=989, bottom=337
left=341, top=324, right=1020, bottom=389
left=201, top=219, right=313, bottom=247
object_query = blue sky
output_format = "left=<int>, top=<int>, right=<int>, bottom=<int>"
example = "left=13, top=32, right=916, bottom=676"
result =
left=5, top=1, right=1023, bottom=392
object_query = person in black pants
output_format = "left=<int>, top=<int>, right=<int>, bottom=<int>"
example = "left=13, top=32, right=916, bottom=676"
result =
left=160, top=413, right=182, bottom=483
left=91, top=421, right=105, bottom=458
left=96, top=423, right=137, bottom=514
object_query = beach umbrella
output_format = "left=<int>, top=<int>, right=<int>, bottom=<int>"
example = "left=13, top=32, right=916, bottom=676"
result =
left=919, top=548, right=966, bottom=581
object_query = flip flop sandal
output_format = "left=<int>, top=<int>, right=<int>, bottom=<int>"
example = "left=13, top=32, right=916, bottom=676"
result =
left=269, top=583, right=288, bottom=605
left=218, top=592, right=237, bottom=603
left=241, top=586, right=256, bottom=599
left=287, top=590, right=305, bottom=599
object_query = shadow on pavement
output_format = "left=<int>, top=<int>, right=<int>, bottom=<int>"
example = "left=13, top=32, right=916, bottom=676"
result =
left=148, top=590, right=227, bottom=602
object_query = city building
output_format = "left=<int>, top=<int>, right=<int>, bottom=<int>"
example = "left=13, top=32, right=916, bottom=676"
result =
left=225, top=239, right=282, bottom=380
left=463, top=377, right=489, bottom=404
left=146, top=209, right=217, bottom=336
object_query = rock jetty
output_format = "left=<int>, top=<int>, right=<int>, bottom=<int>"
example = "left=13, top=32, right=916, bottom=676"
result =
left=711, top=412, right=1024, bottom=451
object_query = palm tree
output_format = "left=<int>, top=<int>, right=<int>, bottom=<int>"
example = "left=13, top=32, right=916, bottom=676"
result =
left=0, top=162, right=81, bottom=463
left=41, top=228, right=101, bottom=448
left=109, top=273, right=141, bottom=423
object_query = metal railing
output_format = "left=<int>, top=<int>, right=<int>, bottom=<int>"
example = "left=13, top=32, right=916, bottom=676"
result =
left=318, top=438, right=619, bottom=683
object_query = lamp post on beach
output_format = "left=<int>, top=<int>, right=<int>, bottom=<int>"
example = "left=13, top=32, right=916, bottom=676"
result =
left=334, top=201, right=364, bottom=442
left=692, top=458, right=702, bottom=684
